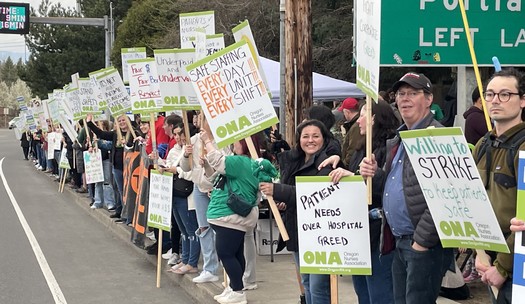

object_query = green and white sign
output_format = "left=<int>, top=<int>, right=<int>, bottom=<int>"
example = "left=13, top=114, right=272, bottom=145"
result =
left=78, top=78, right=101, bottom=115
left=96, top=68, right=131, bottom=116
left=83, top=150, right=104, bottom=184
left=296, top=176, right=371, bottom=275
left=355, top=0, right=381, bottom=100
left=179, top=11, right=215, bottom=49
left=186, top=40, right=278, bottom=148
left=154, top=49, right=200, bottom=111
left=380, top=2, right=525, bottom=66
left=147, top=170, right=173, bottom=231
left=66, top=86, right=82, bottom=122
left=59, top=148, right=70, bottom=169
left=121, top=47, right=147, bottom=84
left=127, top=58, right=162, bottom=115
left=400, top=127, right=509, bottom=253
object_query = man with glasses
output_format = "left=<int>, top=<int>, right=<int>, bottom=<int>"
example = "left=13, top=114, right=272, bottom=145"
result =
left=473, top=68, right=525, bottom=304
left=359, top=72, right=454, bottom=303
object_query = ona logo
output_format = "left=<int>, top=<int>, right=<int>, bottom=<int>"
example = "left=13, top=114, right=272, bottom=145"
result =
left=216, top=115, right=252, bottom=138
left=134, top=99, right=157, bottom=109
left=303, top=251, right=342, bottom=265
left=164, top=96, right=188, bottom=104
left=440, top=221, right=479, bottom=238
left=149, top=213, right=163, bottom=223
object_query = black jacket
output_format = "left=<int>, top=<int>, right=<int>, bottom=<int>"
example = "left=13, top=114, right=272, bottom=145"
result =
left=273, top=149, right=333, bottom=252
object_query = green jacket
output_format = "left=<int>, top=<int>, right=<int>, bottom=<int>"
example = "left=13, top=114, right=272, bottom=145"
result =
left=207, top=155, right=258, bottom=220
left=473, top=122, right=525, bottom=278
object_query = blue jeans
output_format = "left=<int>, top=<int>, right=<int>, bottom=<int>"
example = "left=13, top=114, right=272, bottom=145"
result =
left=293, top=252, right=331, bottom=304
left=112, top=168, right=124, bottom=216
left=94, top=160, right=115, bottom=208
left=392, top=237, right=451, bottom=304
left=193, top=186, right=219, bottom=274
left=353, top=249, right=394, bottom=304
left=172, top=195, right=200, bottom=267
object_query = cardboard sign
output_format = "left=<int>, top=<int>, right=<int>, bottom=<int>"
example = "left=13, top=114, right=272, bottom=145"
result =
left=186, top=40, right=278, bottom=148
left=154, top=48, right=199, bottom=111
left=78, top=78, right=102, bottom=115
left=83, top=150, right=104, bottom=184
left=127, top=58, right=162, bottom=114
left=179, top=11, right=215, bottom=49
left=232, top=20, right=270, bottom=98
left=147, top=170, right=173, bottom=231
left=296, top=176, right=371, bottom=275
left=66, top=87, right=82, bottom=122
left=121, top=47, right=147, bottom=84
left=95, top=68, right=131, bottom=116
left=57, top=113, right=78, bottom=141
left=400, top=127, right=509, bottom=253
left=59, top=148, right=70, bottom=169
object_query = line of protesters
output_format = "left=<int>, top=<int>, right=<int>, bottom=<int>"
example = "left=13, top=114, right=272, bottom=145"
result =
left=17, top=67, right=525, bottom=304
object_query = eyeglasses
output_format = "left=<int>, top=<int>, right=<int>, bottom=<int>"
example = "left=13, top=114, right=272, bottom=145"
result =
left=395, top=91, right=424, bottom=98
left=483, top=91, right=521, bottom=103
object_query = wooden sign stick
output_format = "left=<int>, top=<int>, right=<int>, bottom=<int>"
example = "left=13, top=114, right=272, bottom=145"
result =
left=365, top=96, right=372, bottom=205
left=156, top=231, right=163, bottom=288
left=330, top=274, right=338, bottom=304
left=150, top=113, right=158, bottom=169
left=182, top=111, right=193, bottom=168
left=245, top=136, right=289, bottom=241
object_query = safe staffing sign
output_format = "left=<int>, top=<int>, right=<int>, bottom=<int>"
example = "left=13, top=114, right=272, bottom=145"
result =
left=380, top=1, right=524, bottom=66
left=0, top=2, right=30, bottom=34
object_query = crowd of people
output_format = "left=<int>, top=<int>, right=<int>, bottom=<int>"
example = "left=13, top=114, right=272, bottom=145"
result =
left=17, top=67, right=525, bottom=304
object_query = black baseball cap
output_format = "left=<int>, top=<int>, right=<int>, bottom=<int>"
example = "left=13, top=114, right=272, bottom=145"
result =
left=392, top=73, right=433, bottom=94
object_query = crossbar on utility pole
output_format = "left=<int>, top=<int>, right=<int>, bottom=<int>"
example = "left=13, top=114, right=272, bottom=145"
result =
left=31, top=17, right=105, bottom=26
left=30, top=16, right=112, bottom=67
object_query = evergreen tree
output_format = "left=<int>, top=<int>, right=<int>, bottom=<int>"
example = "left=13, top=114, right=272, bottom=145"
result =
left=1, top=57, right=18, bottom=87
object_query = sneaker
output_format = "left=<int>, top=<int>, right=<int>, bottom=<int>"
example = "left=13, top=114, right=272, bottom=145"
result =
left=218, top=290, right=247, bottom=304
left=464, top=271, right=481, bottom=283
left=167, top=262, right=185, bottom=273
left=146, top=231, right=156, bottom=241
left=90, top=204, right=102, bottom=209
left=193, top=270, right=219, bottom=283
left=214, top=287, right=232, bottom=301
left=162, top=249, right=173, bottom=260
left=107, top=205, right=116, bottom=211
left=242, top=283, right=258, bottom=291
left=167, top=253, right=180, bottom=266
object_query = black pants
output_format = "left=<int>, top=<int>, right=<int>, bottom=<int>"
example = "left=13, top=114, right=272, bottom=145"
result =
left=211, top=224, right=246, bottom=291
left=171, top=211, right=181, bottom=255
left=22, top=147, right=29, bottom=159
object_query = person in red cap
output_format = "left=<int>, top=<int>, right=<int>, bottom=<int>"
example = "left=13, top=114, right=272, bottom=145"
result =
left=339, top=97, right=364, bottom=166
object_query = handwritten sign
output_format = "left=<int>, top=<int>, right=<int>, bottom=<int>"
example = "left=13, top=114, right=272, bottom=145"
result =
left=147, top=170, right=173, bottom=231
left=95, top=68, right=131, bottom=116
left=83, top=150, right=104, bottom=184
left=232, top=20, right=270, bottom=98
left=296, top=176, right=371, bottom=275
left=154, top=48, right=199, bottom=111
left=121, top=47, right=146, bottom=84
left=53, top=89, right=73, bottom=121
left=127, top=58, right=162, bottom=114
left=355, top=0, right=381, bottom=100
left=179, top=11, right=215, bottom=49
left=89, top=67, right=114, bottom=111
left=186, top=40, right=278, bottom=148
left=78, top=78, right=101, bottom=115
left=400, top=127, right=509, bottom=252
left=66, top=87, right=82, bottom=122
left=512, top=152, right=525, bottom=299
left=58, top=148, right=70, bottom=169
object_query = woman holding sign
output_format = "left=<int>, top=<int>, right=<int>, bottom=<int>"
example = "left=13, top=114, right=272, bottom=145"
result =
left=326, top=100, right=399, bottom=304
left=259, top=119, right=334, bottom=304
left=200, top=129, right=264, bottom=304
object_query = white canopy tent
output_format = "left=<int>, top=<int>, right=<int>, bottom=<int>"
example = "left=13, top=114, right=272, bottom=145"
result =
left=260, top=57, right=365, bottom=107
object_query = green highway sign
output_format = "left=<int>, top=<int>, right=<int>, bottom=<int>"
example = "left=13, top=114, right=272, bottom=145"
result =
left=380, top=1, right=525, bottom=66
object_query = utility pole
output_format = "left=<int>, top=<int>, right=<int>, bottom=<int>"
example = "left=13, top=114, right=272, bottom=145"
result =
left=284, top=0, right=312, bottom=144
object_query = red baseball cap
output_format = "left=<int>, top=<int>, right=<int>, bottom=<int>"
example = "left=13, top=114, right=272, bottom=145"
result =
left=338, top=98, right=359, bottom=111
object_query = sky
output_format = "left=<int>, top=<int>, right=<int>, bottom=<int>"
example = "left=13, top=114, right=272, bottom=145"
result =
left=0, top=0, right=78, bottom=59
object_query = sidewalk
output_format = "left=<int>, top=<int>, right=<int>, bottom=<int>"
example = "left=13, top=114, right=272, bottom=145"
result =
left=66, top=179, right=459, bottom=304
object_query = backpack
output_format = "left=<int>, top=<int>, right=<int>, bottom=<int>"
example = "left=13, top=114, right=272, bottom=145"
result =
left=474, top=128, right=525, bottom=189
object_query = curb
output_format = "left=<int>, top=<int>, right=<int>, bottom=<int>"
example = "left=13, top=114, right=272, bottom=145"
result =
left=58, top=176, right=224, bottom=304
